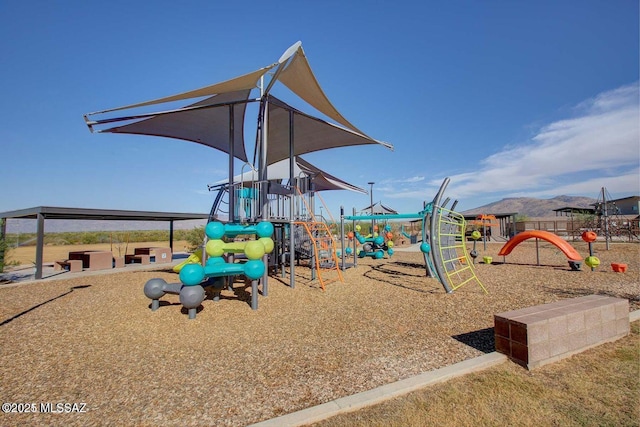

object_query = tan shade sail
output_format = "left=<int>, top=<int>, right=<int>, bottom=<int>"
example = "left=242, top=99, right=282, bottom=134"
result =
left=215, top=156, right=367, bottom=194
left=277, top=46, right=366, bottom=136
left=265, top=97, right=392, bottom=165
left=88, top=65, right=274, bottom=115
left=98, top=90, right=251, bottom=162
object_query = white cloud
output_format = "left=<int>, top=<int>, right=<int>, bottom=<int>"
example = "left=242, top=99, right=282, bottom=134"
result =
left=444, top=82, right=639, bottom=201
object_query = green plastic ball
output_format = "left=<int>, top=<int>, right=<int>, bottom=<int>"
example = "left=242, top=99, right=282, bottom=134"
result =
left=244, top=240, right=265, bottom=260
left=585, top=256, right=600, bottom=268
left=206, top=239, right=225, bottom=257
left=259, top=237, right=274, bottom=254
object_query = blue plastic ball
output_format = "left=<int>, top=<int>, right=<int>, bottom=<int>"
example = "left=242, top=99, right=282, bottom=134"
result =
left=345, top=247, right=353, bottom=255
left=375, top=250, right=384, bottom=259
left=387, top=248, right=394, bottom=256
left=374, top=236, right=384, bottom=245
left=179, top=263, right=205, bottom=286
left=420, top=242, right=431, bottom=254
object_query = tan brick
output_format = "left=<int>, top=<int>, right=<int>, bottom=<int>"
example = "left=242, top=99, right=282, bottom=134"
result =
left=527, top=321, right=549, bottom=344
left=548, top=315, right=568, bottom=340
left=584, top=308, right=602, bottom=328
left=616, top=318, right=630, bottom=335
left=567, top=311, right=585, bottom=334
left=549, top=337, right=569, bottom=357
left=586, top=325, right=603, bottom=345
left=601, top=320, right=618, bottom=339
left=601, top=304, right=616, bottom=322
left=614, top=301, right=630, bottom=320
left=567, top=331, right=587, bottom=351
left=529, top=342, right=550, bottom=362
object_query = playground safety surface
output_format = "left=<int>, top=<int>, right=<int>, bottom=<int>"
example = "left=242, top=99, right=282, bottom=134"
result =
left=0, top=241, right=638, bottom=426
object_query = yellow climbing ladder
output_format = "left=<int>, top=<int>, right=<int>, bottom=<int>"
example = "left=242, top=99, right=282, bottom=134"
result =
left=294, top=221, right=343, bottom=290
left=436, top=208, right=488, bottom=293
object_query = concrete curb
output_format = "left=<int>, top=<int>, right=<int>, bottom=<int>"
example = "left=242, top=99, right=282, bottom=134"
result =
left=248, top=352, right=507, bottom=427
left=250, top=309, right=640, bottom=427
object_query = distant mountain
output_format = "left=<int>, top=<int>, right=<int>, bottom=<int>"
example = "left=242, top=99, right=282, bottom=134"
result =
left=462, top=195, right=598, bottom=218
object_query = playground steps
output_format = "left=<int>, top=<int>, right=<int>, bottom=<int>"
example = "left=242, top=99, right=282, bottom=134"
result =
left=294, top=221, right=343, bottom=290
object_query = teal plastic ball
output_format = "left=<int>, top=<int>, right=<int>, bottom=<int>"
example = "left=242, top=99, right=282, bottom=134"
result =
left=256, top=221, right=274, bottom=238
left=179, top=263, right=205, bottom=286
left=244, top=260, right=265, bottom=279
left=205, top=221, right=225, bottom=239
left=420, top=242, right=431, bottom=254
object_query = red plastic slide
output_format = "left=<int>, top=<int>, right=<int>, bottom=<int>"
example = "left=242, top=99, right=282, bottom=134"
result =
left=498, top=230, right=582, bottom=261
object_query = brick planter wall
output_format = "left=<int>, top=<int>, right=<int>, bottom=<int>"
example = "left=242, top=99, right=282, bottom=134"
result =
left=494, top=295, right=630, bottom=369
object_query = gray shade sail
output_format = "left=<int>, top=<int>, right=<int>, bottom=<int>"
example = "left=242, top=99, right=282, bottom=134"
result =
left=215, top=156, right=367, bottom=194
left=85, top=42, right=393, bottom=165
left=277, top=45, right=367, bottom=136
left=266, top=97, right=392, bottom=165
left=361, top=202, right=399, bottom=215
left=98, top=90, right=251, bottom=162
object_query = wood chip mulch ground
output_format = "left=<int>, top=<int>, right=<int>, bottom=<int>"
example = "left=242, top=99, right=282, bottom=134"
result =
left=0, top=241, right=638, bottom=426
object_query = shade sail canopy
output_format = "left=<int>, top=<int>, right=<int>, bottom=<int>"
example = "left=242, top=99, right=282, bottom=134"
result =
left=266, top=97, right=392, bottom=165
left=97, top=90, right=251, bottom=162
left=277, top=45, right=366, bottom=136
left=85, top=42, right=393, bottom=165
left=88, top=65, right=274, bottom=115
left=215, top=156, right=367, bottom=194
left=361, top=202, right=399, bottom=215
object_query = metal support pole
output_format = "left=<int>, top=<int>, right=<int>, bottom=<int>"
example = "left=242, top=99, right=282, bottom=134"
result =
left=340, top=206, right=346, bottom=270
left=35, top=213, right=44, bottom=280
left=228, top=105, right=235, bottom=222
left=288, top=109, right=295, bottom=289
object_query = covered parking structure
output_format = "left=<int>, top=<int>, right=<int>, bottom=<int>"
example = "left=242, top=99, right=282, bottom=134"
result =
left=0, top=206, right=209, bottom=279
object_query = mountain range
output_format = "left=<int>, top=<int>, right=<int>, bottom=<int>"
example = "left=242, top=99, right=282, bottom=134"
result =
left=462, top=195, right=598, bottom=218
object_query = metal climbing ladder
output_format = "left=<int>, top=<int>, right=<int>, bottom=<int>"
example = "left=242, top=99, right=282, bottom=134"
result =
left=433, top=207, right=487, bottom=293
left=294, top=221, right=343, bottom=290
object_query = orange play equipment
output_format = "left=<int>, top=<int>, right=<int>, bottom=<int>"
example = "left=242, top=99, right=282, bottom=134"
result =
left=498, top=230, right=582, bottom=261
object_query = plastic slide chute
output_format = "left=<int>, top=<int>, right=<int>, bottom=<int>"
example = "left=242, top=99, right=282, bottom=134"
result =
left=172, top=249, right=203, bottom=273
left=498, top=230, right=582, bottom=261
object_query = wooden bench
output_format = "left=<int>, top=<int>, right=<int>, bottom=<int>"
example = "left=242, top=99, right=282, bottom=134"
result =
left=125, top=254, right=151, bottom=265
left=54, top=259, right=83, bottom=273
left=495, top=295, right=629, bottom=369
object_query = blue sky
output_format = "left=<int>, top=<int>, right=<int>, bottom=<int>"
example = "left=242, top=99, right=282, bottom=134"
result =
left=1, top=0, right=638, bottom=220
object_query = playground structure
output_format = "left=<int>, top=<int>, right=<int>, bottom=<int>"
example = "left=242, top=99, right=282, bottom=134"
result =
left=497, top=229, right=610, bottom=272
left=144, top=221, right=274, bottom=318
left=342, top=178, right=487, bottom=294
left=86, top=42, right=394, bottom=316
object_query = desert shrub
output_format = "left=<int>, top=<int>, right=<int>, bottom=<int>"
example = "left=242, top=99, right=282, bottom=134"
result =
left=183, top=226, right=205, bottom=251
